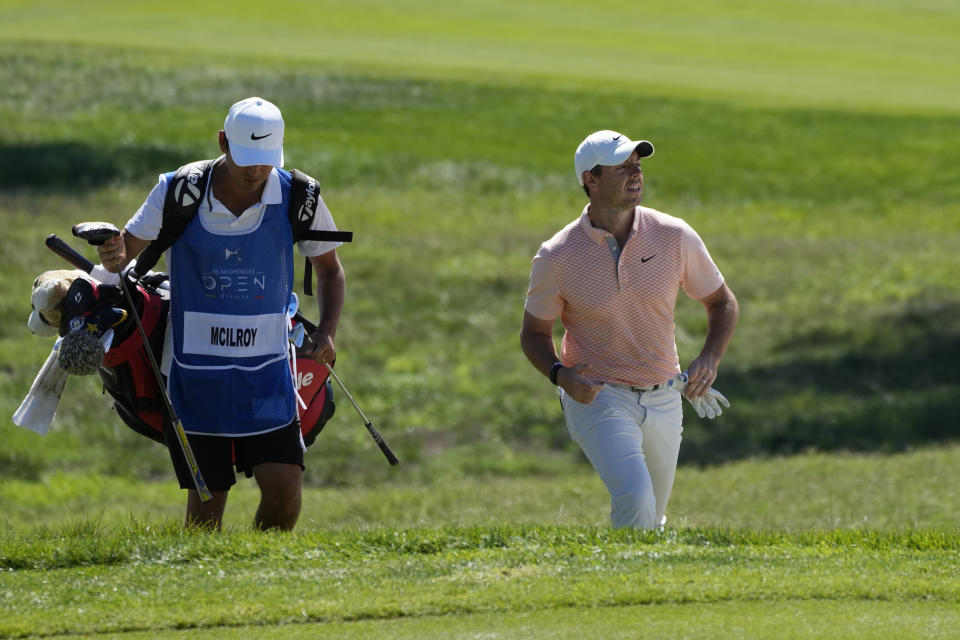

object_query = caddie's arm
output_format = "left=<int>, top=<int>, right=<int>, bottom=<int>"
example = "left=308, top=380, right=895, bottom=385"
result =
left=305, top=250, right=345, bottom=364
left=685, top=282, right=739, bottom=399
left=520, top=311, right=603, bottom=404
left=97, top=230, right=150, bottom=274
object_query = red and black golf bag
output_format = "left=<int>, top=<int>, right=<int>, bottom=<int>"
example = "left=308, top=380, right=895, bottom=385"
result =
left=62, top=273, right=335, bottom=447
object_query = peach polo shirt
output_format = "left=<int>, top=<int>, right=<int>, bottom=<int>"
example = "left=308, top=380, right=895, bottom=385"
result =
left=525, top=205, right=723, bottom=386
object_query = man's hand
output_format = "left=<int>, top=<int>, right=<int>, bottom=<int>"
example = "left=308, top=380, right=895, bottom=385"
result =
left=305, top=330, right=336, bottom=364
left=668, top=371, right=730, bottom=419
left=558, top=363, right=604, bottom=404
left=96, top=235, right=126, bottom=273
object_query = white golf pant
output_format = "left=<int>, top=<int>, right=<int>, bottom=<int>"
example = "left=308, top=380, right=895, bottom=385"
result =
left=562, top=384, right=683, bottom=529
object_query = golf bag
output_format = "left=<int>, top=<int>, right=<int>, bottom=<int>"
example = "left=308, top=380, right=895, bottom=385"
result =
left=96, top=275, right=170, bottom=443
left=62, top=273, right=335, bottom=447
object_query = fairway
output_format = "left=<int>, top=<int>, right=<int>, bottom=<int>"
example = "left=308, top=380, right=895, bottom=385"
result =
left=3, top=523, right=960, bottom=638
left=1, top=0, right=959, bottom=637
left=1, top=0, right=958, bottom=114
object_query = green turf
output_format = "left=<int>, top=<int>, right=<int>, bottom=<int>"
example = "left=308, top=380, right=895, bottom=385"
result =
left=1, top=0, right=959, bottom=114
left=1, top=40, right=957, bottom=485
left=0, top=4, right=958, bottom=637
left=66, top=602, right=960, bottom=640
left=2, top=522, right=959, bottom=638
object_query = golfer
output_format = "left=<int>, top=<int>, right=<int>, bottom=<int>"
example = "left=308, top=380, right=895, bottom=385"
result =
left=98, top=97, right=345, bottom=530
left=520, top=130, right=739, bottom=529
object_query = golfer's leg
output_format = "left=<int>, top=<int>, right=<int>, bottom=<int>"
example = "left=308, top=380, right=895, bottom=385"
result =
left=251, top=462, right=302, bottom=530
left=564, top=387, right=657, bottom=529
left=185, top=490, right=228, bottom=530
left=639, top=389, right=684, bottom=525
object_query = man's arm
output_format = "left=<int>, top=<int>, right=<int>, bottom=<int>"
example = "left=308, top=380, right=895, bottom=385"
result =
left=305, top=250, right=345, bottom=364
left=685, top=282, right=739, bottom=399
left=520, top=311, right=603, bottom=404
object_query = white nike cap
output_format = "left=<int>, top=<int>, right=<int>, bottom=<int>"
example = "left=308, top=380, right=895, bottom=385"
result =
left=223, top=97, right=285, bottom=168
left=574, top=130, right=654, bottom=185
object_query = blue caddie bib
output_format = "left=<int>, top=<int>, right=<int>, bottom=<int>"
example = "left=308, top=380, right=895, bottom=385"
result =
left=167, top=169, right=297, bottom=435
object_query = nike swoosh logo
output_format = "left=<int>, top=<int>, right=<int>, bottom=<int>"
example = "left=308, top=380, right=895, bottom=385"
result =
left=250, top=132, right=272, bottom=140
left=612, top=135, right=622, bottom=141
left=641, top=255, right=656, bottom=263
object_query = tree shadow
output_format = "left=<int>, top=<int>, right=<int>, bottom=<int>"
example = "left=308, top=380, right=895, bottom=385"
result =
left=0, top=142, right=196, bottom=191
left=680, top=299, right=960, bottom=464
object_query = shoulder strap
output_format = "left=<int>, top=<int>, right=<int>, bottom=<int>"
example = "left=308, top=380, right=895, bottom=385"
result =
left=288, top=169, right=353, bottom=295
left=134, top=159, right=215, bottom=277
left=288, top=169, right=353, bottom=243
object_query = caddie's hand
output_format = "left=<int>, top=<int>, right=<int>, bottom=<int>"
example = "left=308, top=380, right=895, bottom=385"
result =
left=668, top=371, right=730, bottom=420
left=558, top=363, right=604, bottom=404
left=97, top=235, right=126, bottom=273
left=305, top=330, right=336, bottom=365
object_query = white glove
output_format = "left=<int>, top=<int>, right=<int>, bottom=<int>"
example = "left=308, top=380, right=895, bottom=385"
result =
left=668, top=371, right=730, bottom=419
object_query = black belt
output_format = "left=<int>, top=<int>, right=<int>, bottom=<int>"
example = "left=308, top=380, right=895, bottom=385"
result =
left=611, top=381, right=666, bottom=393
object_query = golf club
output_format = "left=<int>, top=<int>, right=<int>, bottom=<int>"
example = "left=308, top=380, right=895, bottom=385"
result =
left=324, top=363, right=399, bottom=466
left=293, top=312, right=399, bottom=466
left=63, top=224, right=213, bottom=502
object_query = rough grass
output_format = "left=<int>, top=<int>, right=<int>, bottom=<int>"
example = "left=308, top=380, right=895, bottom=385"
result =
left=1, top=41, right=958, bottom=486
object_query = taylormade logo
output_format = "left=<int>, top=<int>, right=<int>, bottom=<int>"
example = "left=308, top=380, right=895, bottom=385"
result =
left=174, top=170, right=202, bottom=206
left=295, top=371, right=314, bottom=390
left=210, top=326, right=258, bottom=347
left=299, top=177, right=317, bottom=222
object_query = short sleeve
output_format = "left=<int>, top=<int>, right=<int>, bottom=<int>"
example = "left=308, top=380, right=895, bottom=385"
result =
left=679, top=222, right=724, bottom=301
left=125, top=174, right=167, bottom=242
left=524, top=247, right=563, bottom=320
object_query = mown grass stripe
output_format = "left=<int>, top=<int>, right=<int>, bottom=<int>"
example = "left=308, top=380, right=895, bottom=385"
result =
left=3, top=522, right=960, bottom=570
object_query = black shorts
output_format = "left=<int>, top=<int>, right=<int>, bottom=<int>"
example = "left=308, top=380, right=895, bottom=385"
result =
left=163, top=419, right=305, bottom=492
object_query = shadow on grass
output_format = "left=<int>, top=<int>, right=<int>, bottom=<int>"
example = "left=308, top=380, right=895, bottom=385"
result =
left=681, top=298, right=960, bottom=464
left=0, top=142, right=195, bottom=191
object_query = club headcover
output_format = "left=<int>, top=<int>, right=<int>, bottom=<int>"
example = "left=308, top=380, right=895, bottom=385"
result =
left=64, top=277, right=100, bottom=317
left=58, top=327, right=105, bottom=375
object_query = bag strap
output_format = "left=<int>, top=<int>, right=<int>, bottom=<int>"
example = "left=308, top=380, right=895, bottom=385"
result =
left=140, top=162, right=352, bottom=296
left=288, top=169, right=353, bottom=295
left=134, top=159, right=215, bottom=277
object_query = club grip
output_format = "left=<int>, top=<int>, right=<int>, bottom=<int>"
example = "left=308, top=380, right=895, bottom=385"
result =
left=365, top=421, right=400, bottom=466
left=45, top=235, right=94, bottom=273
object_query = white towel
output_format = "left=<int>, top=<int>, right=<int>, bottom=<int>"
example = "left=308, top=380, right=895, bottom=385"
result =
left=12, top=339, right=68, bottom=436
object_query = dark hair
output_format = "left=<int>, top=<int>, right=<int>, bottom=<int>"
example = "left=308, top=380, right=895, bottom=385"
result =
left=582, top=164, right=603, bottom=197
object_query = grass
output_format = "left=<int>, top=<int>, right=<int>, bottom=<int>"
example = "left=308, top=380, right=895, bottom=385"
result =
left=0, top=2, right=959, bottom=636
left=18, top=603, right=960, bottom=640
left=2, top=447, right=958, bottom=636
left=2, top=517, right=960, bottom=637
left=1, top=0, right=959, bottom=114
left=3, top=446, right=959, bottom=533
left=1, top=40, right=957, bottom=485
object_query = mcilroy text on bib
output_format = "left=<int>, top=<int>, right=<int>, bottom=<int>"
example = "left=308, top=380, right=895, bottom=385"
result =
left=182, top=311, right=286, bottom=358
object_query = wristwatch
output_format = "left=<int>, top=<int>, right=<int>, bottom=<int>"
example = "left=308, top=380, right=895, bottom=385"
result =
left=549, top=362, right=564, bottom=386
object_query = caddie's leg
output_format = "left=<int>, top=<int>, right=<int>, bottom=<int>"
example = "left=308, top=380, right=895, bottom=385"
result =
left=162, top=421, right=236, bottom=531
left=251, top=462, right=302, bottom=530
left=638, top=388, right=684, bottom=526
left=562, top=385, right=657, bottom=529
left=185, top=490, right=228, bottom=530
left=235, top=421, right=305, bottom=531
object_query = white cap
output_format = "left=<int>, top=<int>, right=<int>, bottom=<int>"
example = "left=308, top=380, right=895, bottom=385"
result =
left=223, top=97, right=285, bottom=167
left=574, top=130, right=654, bottom=185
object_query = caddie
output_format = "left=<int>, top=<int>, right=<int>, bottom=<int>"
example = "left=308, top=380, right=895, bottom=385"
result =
left=520, top=130, right=739, bottom=529
left=98, top=97, right=345, bottom=531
